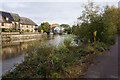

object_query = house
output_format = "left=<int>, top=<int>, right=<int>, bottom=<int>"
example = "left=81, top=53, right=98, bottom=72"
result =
left=0, top=11, right=14, bottom=29
left=20, top=17, right=38, bottom=32
left=10, top=13, right=20, bottom=30
left=50, top=24, right=60, bottom=33
left=50, top=24, right=57, bottom=28
left=0, top=11, right=38, bottom=33
left=52, top=26, right=64, bottom=33
left=50, top=24, right=59, bottom=28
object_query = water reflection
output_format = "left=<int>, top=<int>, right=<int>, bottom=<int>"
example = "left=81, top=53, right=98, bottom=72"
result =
left=2, top=42, right=30, bottom=60
left=2, top=37, right=48, bottom=60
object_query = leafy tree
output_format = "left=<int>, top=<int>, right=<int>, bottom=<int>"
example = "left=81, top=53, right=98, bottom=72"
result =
left=39, top=22, right=50, bottom=34
left=60, top=24, right=70, bottom=28
left=67, top=28, right=72, bottom=34
left=76, top=2, right=101, bottom=43
left=118, top=10, right=120, bottom=34
left=74, top=2, right=117, bottom=45
left=53, top=23, right=60, bottom=27
left=100, top=5, right=118, bottom=44
left=64, top=28, right=72, bottom=34
left=38, top=26, right=42, bottom=32
left=78, top=2, right=100, bottom=24
left=105, top=6, right=119, bottom=34
left=72, top=24, right=80, bottom=35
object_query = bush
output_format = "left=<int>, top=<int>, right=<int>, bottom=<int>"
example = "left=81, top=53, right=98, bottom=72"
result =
left=2, top=28, right=9, bottom=32
left=94, top=42, right=108, bottom=52
left=64, top=36, right=73, bottom=47
left=9, top=28, right=13, bottom=32
left=46, top=30, right=50, bottom=35
left=64, top=28, right=72, bottom=34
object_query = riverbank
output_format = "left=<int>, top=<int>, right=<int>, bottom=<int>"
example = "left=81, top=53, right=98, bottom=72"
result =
left=1, top=35, right=67, bottom=78
left=2, top=33, right=48, bottom=42
left=2, top=36, right=109, bottom=78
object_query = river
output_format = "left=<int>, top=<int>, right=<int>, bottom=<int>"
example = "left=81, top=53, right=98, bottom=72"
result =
left=0, top=35, right=69, bottom=77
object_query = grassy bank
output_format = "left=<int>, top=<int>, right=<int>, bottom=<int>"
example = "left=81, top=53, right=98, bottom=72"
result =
left=2, top=36, right=108, bottom=78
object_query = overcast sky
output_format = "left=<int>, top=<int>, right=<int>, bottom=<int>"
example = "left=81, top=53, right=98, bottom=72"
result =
left=0, top=0, right=119, bottom=26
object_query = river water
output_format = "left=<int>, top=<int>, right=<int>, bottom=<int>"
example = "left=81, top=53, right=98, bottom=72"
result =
left=0, top=35, right=68, bottom=77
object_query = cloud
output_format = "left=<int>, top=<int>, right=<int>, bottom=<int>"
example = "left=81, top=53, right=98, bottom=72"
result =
left=0, top=0, right=119, bottom=2
left=3, top=2, right=27, bottom=8
left=1, top=2, right=118, bottom=26
left=0, top=2, right=3, bottom=10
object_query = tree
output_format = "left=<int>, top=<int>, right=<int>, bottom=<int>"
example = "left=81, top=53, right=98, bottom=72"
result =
left=60, top=24, right=70, bottom=28
left=118, top=9, right=120, bottom=34
left=53, top=23, right=60, bottom=27
left=77, top=2, right=101, bottom=43
left=101, top=5, right=118, bottom=44
left=38, top=26, right=42, bottom=32
left=72, top=24, right=79, bottom=35
left=39, top=22, right=50, bottom=34
left=74, top=2, right=117, bottom=45
left=78, top=2, right=100, bottom=24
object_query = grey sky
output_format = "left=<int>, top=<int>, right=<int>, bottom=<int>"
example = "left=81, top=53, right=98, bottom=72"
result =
left=0, top=1, right=118, bottom=26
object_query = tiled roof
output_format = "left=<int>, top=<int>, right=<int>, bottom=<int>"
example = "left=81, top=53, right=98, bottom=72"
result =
left=20, top=17, right=37, bottom=26
left=0, top=11, right=37, bottom=25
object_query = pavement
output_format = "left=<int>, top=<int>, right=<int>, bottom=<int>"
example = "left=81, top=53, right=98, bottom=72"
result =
left=84, top=36, right=119, bottom=79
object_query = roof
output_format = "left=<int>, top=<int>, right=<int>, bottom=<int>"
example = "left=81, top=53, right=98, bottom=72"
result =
left=20, top=17, right=37, bottom=26
left=0, top=14, right=2, bottom=22
left=0, top=11, right=14, bottom=22
left=0, top=11, right=20, bottom=22
left=10, top=13, right=20, bottom=22
left=50, top=24, right=59, bottom=28
left=0, top=13, right=10, bottom=23
left=0, top=11, right=38, bottom=25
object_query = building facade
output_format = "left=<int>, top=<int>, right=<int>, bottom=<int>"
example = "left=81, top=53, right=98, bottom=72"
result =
left=0, top=11, right=13, bottom=29
left=20, top=17, right=38, bottom=32
left=0, top=11, right=38, bottom=33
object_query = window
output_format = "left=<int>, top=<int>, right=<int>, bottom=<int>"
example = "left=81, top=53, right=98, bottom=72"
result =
left=2, top=22, right=4, bottom=26
left=7, top=23, right=10, bottom=26
left=6, top=17, right=9, bottom=21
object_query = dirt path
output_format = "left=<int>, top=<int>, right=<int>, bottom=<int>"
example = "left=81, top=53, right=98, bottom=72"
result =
left=84, top=36, right=119, bottom=78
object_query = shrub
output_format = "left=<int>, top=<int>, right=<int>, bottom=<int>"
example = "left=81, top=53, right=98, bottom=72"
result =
left=64, top=36, right=73, bottom=47
left=2, top=28, right=9, bottom=32
left=46, top=30, right=50, bottom=35
left=9, top=28, right=13, bottom=32
left=94, top=42, right=108, bottom=52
